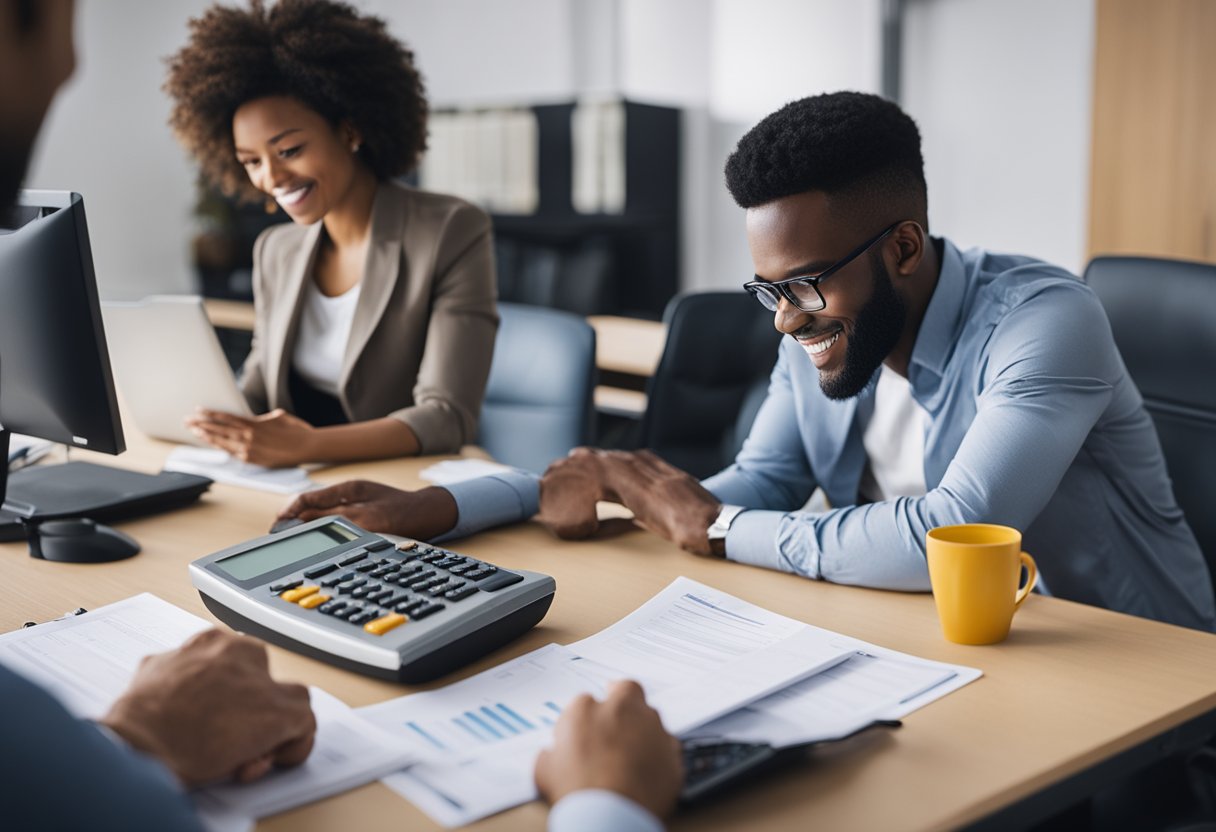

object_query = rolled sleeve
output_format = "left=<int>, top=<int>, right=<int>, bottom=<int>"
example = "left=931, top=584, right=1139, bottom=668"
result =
left=548, top=790, right=664, bottom=832
left=724, top=510, right=799, bottom=573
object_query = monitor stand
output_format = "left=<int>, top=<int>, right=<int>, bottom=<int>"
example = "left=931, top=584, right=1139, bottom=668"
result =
left=1, top=427, right=140, bottom=564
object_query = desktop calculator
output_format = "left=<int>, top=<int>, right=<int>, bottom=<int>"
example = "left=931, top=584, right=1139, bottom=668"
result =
left=188, top=516, right=555, bottom=682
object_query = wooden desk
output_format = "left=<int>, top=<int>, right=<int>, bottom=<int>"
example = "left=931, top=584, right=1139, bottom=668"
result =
left=5, top=437, right=1216, bottom=831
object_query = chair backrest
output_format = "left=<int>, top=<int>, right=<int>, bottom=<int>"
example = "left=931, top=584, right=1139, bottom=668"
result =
left=478, top=302, right=596, bottom=474
left=639, top=291, right=782, bottom=479
left=1084, top=255, right=1216, bottom=587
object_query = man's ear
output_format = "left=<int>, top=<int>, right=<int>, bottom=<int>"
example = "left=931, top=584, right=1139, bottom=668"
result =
left=892, top=221, right=926, bottom=277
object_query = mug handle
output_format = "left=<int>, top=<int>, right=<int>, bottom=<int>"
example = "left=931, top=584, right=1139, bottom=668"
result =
left=1013, top=551, right=1038, bottom=610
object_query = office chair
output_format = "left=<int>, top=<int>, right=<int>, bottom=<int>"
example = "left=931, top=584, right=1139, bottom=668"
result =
left=638, top=292, right=782, bottom=479
left=1084, top=256, right=1216, bottom=595
left=478, top=302, right=596, bottom=474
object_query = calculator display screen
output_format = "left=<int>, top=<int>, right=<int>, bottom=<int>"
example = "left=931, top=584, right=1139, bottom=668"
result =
left=215, top=524, right=357, bottom=581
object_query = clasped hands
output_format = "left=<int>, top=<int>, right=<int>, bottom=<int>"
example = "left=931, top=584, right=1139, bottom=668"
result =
left=276, top=448, right=723, bottom=557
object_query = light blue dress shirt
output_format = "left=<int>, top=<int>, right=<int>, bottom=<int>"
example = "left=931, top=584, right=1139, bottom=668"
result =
left=444, top=240, right=1215, bottom=632
left=549, top=789, right=665, bottom=832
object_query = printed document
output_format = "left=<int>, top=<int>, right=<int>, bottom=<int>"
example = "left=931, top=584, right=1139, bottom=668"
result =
left=0, top=594, right=413, bottom=820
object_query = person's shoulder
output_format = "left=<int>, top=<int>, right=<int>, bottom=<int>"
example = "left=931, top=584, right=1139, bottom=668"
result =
left=958, top=243, right=1098, bottom=314
left=384, top=181, right=491, bottom=235
left=254, top=219, right=311, bottom=263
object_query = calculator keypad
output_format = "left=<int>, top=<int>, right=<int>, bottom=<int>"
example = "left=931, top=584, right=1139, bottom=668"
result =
left=271, top=541, right=514, bottom=636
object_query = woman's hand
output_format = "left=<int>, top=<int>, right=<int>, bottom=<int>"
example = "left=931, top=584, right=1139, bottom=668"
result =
left=186, top=408, right=317, bottom=468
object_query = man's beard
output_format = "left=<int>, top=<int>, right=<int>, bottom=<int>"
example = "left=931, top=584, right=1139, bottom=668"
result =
left=816, top=253, right=907, bottom=400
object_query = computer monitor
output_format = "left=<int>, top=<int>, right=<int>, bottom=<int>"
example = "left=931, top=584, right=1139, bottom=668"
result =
left=0, top=190, right=124, bottom=466
left=0, top=190, right=133, bottom=561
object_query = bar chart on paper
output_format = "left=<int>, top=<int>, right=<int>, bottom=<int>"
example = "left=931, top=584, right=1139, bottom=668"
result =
left=360, top=644, right=621, bottom=759
left=405, top=698, right=564, bottom=752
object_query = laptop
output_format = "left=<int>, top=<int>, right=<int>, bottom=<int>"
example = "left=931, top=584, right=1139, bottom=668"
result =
left=101, top=295, right=254, bottom=445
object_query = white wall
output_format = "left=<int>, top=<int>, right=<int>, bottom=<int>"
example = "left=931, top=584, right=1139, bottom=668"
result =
left=25, top=0, right=213, bottom=300
left=22, top=0, right=1096, bottom=300
left=902, top=0, right=1096, bottom=274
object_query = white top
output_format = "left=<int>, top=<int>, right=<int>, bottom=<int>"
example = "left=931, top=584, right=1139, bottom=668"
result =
left=857, top=364, right=928, bottom=503
left=290, top=279, right=362, bottom=396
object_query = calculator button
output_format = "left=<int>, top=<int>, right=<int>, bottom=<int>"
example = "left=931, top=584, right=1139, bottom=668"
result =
left=465, top=567, right=498, bottom=580
left=348, top=609, right=379, bottom=625
left=395, top=539, right=418, bottom=552
left=419, top=552, right=446, bottom=564
left=364, top=539, right=393, bottom=552
left=318, top=600, right=347, bottom=615
left=338, top=552, right=367, bottom=567
left=322, top=571, right=356, bottom=587
left=298, top=593, right=331, bottom=609
left=395, top=563, right=424, bottom=577
left=410, top=603, right=444, bottom=620
left=369, top=565, right=398, bottom=578
left=445, top=585, right=480, bottom=601
left=427, top=582, right=460, bottom=597
left=354, top=561, right=378, bottom=573
left=384, top=592, right=410, bottom=608
left=337, top=578, right=367, bottom=594
left=434, top=556, right=464, bottom=569
left=334, top=604, right=364, bottom=620
left=280, top=585, right=321, bottom=603
left=367, top=588, right=396, bottom=604
left=270, top=578, right=303, bottom=593
left=405, top=570, right=438, bottom=586
left=363, top=613, right=406, bottom=635
left=396, top=599, right=428, bottom=615
left=448, top=563, right=478, bottom=575
left=350, top=584, right=381, bottom=599
left=480, top=572, right=525, bottom=592
left=410, top=577, right=446, bottom=591
left=303, top=563, right=338, bottom=579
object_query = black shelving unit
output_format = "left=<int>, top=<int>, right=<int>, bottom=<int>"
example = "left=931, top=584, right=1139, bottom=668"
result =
left=488, top=100, right=680, bottom=320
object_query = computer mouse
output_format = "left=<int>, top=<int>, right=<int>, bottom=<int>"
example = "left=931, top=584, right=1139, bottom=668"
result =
left=35, top=518, right=141, bottom=563
left=268, top=516, right=305, bottom=535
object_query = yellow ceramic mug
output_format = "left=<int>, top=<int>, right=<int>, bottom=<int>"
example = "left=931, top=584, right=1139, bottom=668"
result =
left=926, top=524, right=1037, bottom=645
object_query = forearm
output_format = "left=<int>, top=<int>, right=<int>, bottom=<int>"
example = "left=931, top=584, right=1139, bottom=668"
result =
left=307, top=417, right=420, bottom=463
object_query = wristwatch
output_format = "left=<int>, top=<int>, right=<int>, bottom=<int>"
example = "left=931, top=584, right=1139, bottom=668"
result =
left=706, top=504, right=747, bottom=558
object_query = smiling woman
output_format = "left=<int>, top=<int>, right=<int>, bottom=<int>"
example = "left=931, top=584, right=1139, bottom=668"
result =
left=162, top=0, right=498, bottom=468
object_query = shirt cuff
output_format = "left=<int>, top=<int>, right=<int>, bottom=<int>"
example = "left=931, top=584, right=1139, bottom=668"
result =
left=435, top=470, right=541, bottom=542
left=548, top=789, right=664, bottom=832
left=725, top=509, right=819, bottom=578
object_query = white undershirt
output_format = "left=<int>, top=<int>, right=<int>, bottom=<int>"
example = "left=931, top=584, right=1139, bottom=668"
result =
left=290, top=279, right=362, bottom=396
left=857, top=364, right=928, bottom=503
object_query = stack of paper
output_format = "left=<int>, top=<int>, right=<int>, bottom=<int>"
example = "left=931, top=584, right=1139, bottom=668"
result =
left=0, top=595, right=414, bottom=829
left=164, top=446, right=316, bottom=494
left=359, top=577, right=981, bottom=827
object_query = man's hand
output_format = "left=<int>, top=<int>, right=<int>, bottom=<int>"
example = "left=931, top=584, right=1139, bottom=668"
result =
left=100, top=629, right=315, bottom=786
left=537, top=448, right=618, bottom=539
left=276, top=480, right=459, bottom=539
left=534, top=681, right=683, bottom=820
left=186, top=408, right=316, bottom=468
left=598, top=450, right=722, bottom=556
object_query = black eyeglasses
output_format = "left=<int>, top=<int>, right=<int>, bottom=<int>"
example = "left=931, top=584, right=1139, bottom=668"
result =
left=743, top=221, right=901, bottom=313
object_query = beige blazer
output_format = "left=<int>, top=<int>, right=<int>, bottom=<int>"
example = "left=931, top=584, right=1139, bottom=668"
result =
left=239, top=182, right=498, bottom=454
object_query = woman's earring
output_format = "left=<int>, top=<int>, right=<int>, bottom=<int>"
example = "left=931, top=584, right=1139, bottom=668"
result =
left=264, top=198, right=277, bottom=215
left=351, top=142, right=361, bottom=153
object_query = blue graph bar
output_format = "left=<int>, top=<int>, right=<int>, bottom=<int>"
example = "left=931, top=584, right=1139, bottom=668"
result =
left=540, top=715, right=555, bottom=726
left=497, top=703, right=534, bottom=731
left=454, top=716, right=484, bottom=742
left=406, top=721, right=447, bottom=751
left=481, top=705, right=519, bottom=735
left=545, top=701, right=562, bottom=714
left=466, top=710, right=503, bottom=739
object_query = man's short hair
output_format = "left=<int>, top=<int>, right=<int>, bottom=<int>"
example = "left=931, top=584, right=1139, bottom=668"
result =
left=724, top=91, right=928, bottom=226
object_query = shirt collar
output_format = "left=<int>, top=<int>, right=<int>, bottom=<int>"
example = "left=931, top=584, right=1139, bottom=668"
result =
left=909, top=238, right=967, bottom=380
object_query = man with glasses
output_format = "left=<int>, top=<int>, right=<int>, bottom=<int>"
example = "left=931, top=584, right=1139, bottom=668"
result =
left=285, top=92, right=1214, bottom=633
